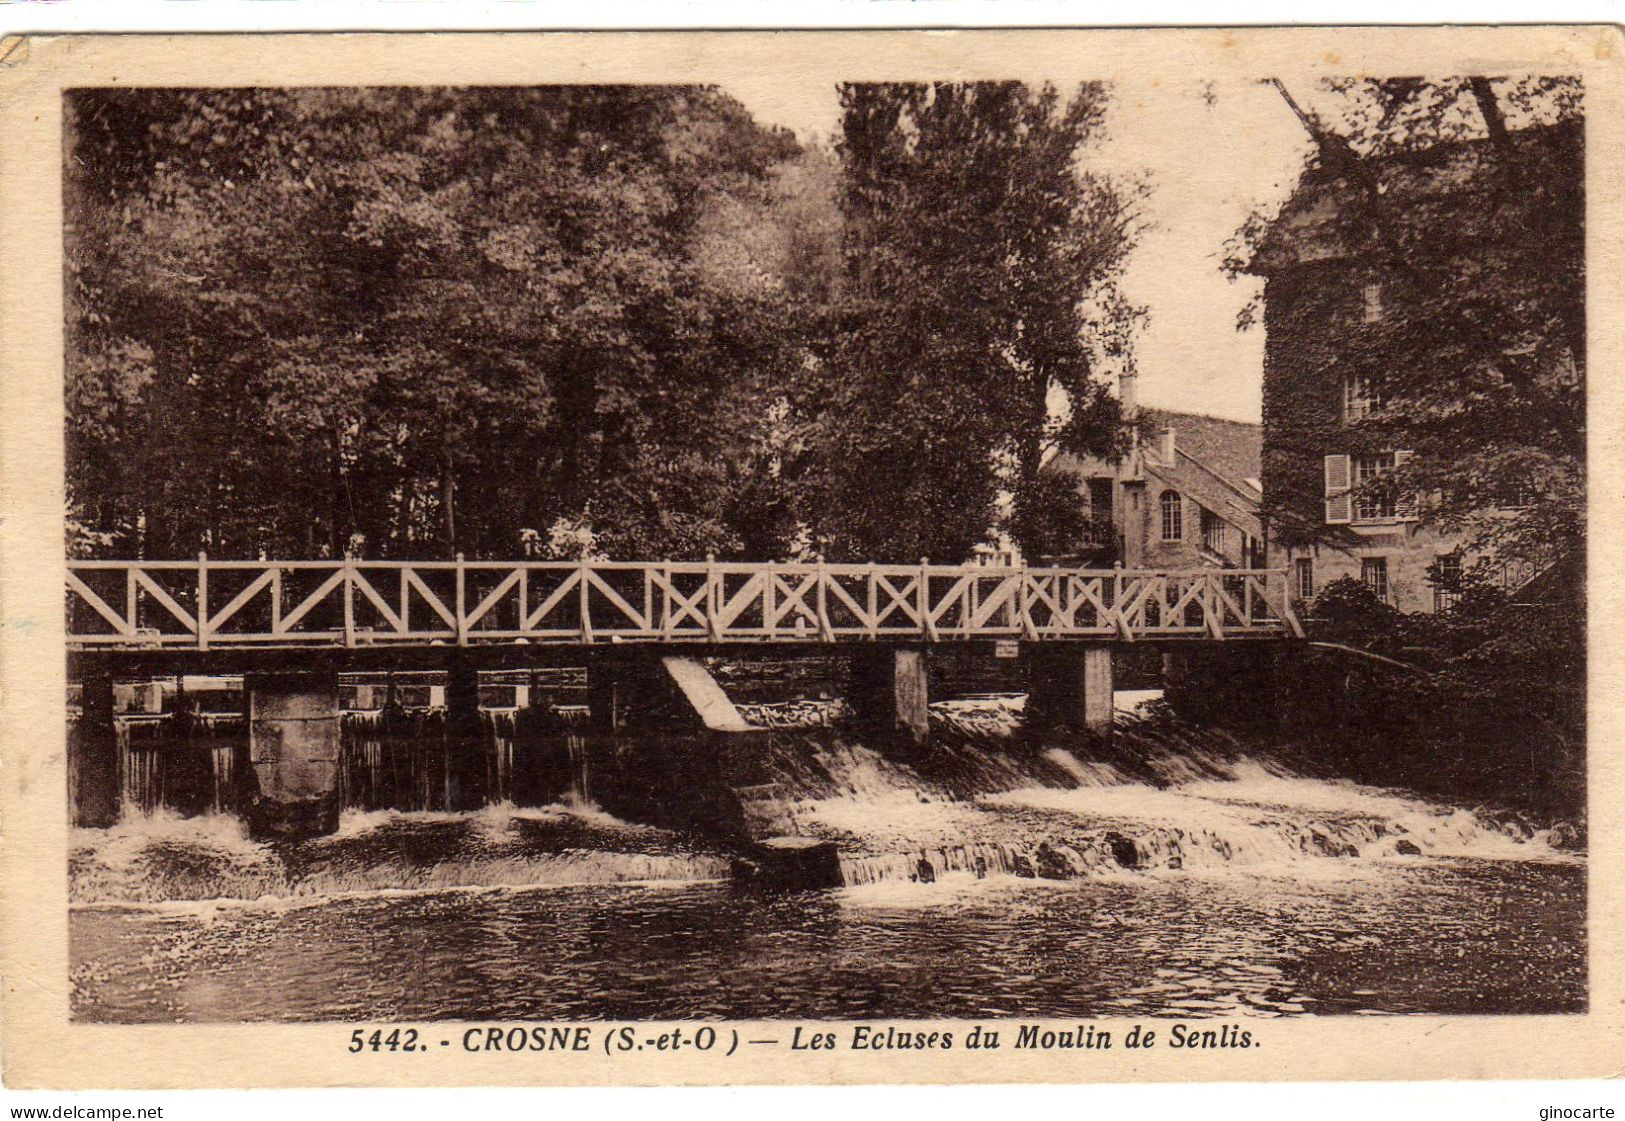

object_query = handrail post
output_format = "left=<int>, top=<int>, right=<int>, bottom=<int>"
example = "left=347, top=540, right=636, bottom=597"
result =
left=866, top=562, right=878, bottom=639
left=643, top=564, right=653, bottom=632
left=706, top=553, right=720, bottom=641
left=918, top=557, right=929, bottom=640
left=764, top=561, right=777, bottom=636
left=578, top=555, right=591, bottom=643
left=1279, top=568, right=1306, bottom=638
left=196, top=551, right=209, bottom=650
left=815, top=554, right=831, bottom=642
left=343, top=553, right=356, bottom=647
left=456, top=552, right=468, bottom=646
left=518, top=564, right=528, bottom=635
left=661, top=563, right=673, bottom=638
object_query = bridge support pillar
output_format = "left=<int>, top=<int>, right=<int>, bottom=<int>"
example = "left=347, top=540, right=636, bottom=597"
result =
left=244, top=671, right=341, bottom=839
left=69, top=666, right=120, bottom=828
left=582, top=654, right=767, bottom=837
left=585, top=657, right=630, bottom=735
left=1027, top=646, right=1113, bottom=740
left=847, top=647, right=930, bottom=751
left=445, top=656, right=490, bottom=811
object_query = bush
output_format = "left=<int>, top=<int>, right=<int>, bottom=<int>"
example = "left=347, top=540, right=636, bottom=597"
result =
left=1296, top=575, right=1583, bottom=818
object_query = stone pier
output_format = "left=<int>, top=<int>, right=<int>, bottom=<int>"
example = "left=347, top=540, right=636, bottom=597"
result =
left=243, top=671, right=341, bottom=839
left=69, top=667, right=120, bottom=828
left=583, top=653, right=768, bottom=837
left=846, top=647, right=931, bottom=751
left=1026, top=646, right=1114, bottom=740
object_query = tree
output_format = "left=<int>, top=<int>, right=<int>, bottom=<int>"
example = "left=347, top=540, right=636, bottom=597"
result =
left=795, top=81, right=1141, bottom=562
left=66, top=86, right=810, bottom=560
left=1233, top=77, right=1583, bottom=567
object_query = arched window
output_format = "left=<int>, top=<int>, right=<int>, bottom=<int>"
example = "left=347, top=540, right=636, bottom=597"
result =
left=1159, top=491, right=1183, bottom=541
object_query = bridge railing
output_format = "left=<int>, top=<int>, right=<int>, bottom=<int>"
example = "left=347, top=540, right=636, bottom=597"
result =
left=65, top=556, right=1303, bottom=650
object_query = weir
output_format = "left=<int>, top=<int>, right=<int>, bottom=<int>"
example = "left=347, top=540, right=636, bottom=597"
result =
left=67, top=613, right=1302, bottom=868
left=68, top=698, right=1578, bottom=913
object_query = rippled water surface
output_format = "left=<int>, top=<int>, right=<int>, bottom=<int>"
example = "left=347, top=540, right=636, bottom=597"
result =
left=73, top=860, right=1582, bottom=1022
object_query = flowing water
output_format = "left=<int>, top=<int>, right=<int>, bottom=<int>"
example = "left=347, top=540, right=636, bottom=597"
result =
left=69, top=694, right=1585, bottom=1023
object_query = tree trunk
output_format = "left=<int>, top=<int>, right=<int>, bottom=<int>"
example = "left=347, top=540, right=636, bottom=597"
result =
left=440, top=449, right=457, bottom=558
left=328, top=430, right=346, bottom=558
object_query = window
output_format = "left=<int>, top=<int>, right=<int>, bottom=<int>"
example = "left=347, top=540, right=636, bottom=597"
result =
left=1327, top=451, right=1414, bottom=524
left=1200, top=507, right=1224, bottom=556
left=1362, top=282, right=1384, bottom=324
left=1431, top=552, right=1463, bottom=612
left=1295, top=557, right=1315, bottom=600
left=1242, top=534, right=1264, bottom=569
left=1499, top=482, right=1536, bottom=510
left=1354, top=452, right=1397, bottom=520
left=1342, top=373, right=1381, bottom=422
left=1361, top=556, right=1389, bottom=602
left=1159, top=491, right=1183, bottom=541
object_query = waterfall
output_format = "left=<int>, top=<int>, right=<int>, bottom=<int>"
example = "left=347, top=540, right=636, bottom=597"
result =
left=115, top=711, right=242, bottom=817
left=78, top=689, right=1580, bottom=907
left=719, top=697, right=1577, bottom=888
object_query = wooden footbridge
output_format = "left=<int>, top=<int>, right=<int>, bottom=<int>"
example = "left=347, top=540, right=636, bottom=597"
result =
left=66, top=557, right=1301, bottom=839
left=66, top=556, right=1302, bottom=652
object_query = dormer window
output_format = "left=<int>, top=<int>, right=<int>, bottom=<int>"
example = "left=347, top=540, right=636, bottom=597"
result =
left=1362, top=282, right=1383, bottom=324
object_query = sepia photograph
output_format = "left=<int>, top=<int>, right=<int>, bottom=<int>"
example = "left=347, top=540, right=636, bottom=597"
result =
left=58, top=65, right=1587, bottom=1025
left=2, top=26, right=1617, bottom=1089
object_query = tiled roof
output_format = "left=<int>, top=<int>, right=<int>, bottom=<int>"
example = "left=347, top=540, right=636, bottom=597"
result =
left=1042, top=407, right=1265, bottom=536
left=1141, top=408, right=1261, bottom=491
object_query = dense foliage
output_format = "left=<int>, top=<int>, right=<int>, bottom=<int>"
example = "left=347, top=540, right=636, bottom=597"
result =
left=1298, top=576, right=1584, bottom=818
left=1234, top=77, right=1583, bottom=567
left=66, top=82, right=1138, bottom=563
left=798, top=82, right=1139, bottom=562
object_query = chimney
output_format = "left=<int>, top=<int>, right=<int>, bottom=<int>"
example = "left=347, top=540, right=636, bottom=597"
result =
left=1119, top=371, right=1139, bottom=420
left=1159, top=425, right=1176, bottom=463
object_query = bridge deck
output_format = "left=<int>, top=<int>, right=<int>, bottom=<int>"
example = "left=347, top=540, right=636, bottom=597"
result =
left=66, top=557, right=1304, bottom=653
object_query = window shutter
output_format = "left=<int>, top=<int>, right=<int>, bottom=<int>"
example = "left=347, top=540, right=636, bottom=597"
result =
left=1324, top=454, right=1352, bottom=525
left=1324, top=454, right=1350, bottom=493
left=1325, top=492, right=1352, bottom=524
left=1394, top=449, right=1418, bottom=520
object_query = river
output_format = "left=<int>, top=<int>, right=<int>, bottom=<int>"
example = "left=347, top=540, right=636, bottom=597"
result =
left=68, top=694, right=1585, bottom=1023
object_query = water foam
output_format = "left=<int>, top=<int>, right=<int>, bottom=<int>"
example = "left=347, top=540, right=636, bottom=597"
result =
left=750, top=699, right=1575, bottom=887
left=72, top=693, right=1578, bottom=904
